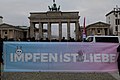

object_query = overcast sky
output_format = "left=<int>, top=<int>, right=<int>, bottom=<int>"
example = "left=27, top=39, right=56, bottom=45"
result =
left=0, top=0, right=120, bottom=26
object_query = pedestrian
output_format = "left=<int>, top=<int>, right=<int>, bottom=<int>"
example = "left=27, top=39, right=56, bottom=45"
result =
left=117, top=45, right=120, bottom=76
left=0, top=38, right=3, bottom=65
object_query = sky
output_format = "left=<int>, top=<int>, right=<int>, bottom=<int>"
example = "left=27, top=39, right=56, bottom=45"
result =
left=0, top=0, right=120, bottom=26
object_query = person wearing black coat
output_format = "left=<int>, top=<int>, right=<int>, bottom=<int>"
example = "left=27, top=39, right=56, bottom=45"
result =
left=0, top=38, right=3, bottom=65
left=117, top=45, right=120, bottom=76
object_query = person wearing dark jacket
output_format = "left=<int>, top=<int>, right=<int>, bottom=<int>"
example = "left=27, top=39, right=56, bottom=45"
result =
left=0, top=38, right=3, bottom=65
left=117, top=45, right=120, bottom=76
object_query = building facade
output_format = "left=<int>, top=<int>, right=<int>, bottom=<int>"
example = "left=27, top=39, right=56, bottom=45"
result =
left=0, top=23, right=28, bottom=40
left=106, top=6, right=120, bottom=36
left=86, top=22, right=110, bottom=36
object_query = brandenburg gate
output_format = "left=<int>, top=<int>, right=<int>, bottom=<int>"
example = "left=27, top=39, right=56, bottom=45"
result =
left=29, top=0, right=80, bottom=41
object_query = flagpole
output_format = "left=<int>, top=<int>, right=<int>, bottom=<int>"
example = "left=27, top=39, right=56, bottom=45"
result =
left=83, top=17, right=86, bottom=34
left=82, top=17, right=86, bottom=41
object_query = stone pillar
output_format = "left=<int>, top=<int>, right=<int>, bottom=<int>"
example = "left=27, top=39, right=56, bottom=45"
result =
left=18, top=31, right=20, bottom=38
left=30, top=22, right=34, bottom=38
left=92, top=29, right=94, bottom=35
left=7, top=29, right=9, bottom=39
left=67, top=21, right=70, bottom=40
left=0, top=29, right=2, bottom=38
left=75, top=21, right=79, bottom=41
left=59, top=22, right=62, bottom=41
left=12, top=30, right=15, bottom=39
left=90, top=28, right=92, bottom=35
left=48, top=22, right=51, bottom=41
left=39, top=22, right=43, bottom=39
left=15, top=30, right=17, bottom=39
left=107, top=28, right=109, bottom=35
left=26, top=30, right=29, bottom=38
left=19, top=31, right=22, bottom=39
left=95, top=28, right=97, bottom=35
left=102, top=28, right=105, bottom=35
left=41, top=23, right=43, bottom=39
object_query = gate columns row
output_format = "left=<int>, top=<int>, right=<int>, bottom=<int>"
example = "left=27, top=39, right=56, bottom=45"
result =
left=30, top=21, right=80, bottom=41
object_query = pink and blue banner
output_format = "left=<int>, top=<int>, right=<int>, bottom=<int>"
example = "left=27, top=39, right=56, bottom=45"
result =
left=3, top=42, right=119, bottom=72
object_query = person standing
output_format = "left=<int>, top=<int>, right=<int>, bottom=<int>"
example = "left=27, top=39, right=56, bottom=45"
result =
left=117, top=45, right=120, bottom=76
left=0, top=37, right=3, bottom=65
left=0, top=37, right=3, bottom=77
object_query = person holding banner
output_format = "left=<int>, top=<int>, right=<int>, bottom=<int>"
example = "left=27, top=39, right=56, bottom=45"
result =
left=0, top=38, right=3, bottom=65
left=117, top=45, right=120, bottom=76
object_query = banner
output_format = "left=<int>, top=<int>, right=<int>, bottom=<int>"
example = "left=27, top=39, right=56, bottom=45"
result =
left=3, top=42, right=119, bottom=72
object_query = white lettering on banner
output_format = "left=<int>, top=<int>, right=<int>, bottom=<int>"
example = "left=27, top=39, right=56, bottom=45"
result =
left=83, top=54, right=116, bottom=62
left=110, top=54, right=116, bottom=62
left=63, top=53, right=71, bottom=62
left=60, top=53, right=63, bottom=62
left=102, top=54, right=109, bottom=62
left=10, top=53, right=117, bottom=63
left=33, top=53, right=40, bottom=62
left=25, top=53, right=32, bottom=62
left=49, top=53, right=58, bottom=62
left=90, top=54, right=94, bottom=62
left=10, top=53, right=13, bottom=62
left=94, top=54, right=101, bottom=62
left=71, top=54, right=78, bottom=62
left=41, top=53, right=49, bottom=62
left=14, top=53, right=24, bottom=62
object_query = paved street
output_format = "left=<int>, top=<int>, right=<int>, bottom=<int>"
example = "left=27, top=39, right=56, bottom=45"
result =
left=1, top=64, right=120, bottom=80
left=109, top=72, right=120, bottom=80
left=1, top=72, right=119, bottom=80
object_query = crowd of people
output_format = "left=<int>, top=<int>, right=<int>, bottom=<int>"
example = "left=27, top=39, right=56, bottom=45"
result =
left=0, top=37, right=82, bottom=42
